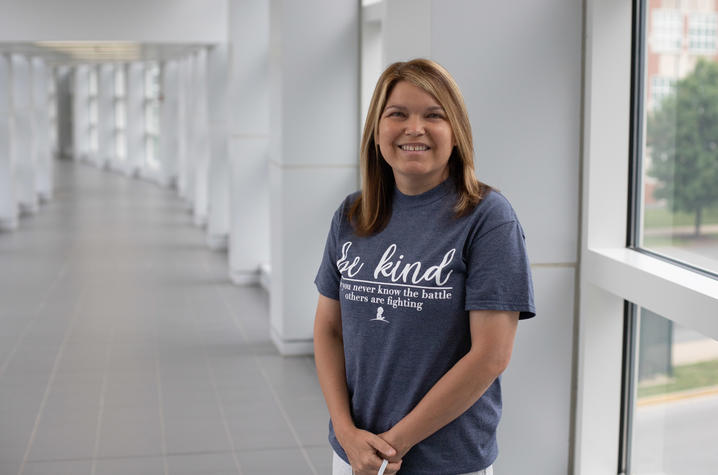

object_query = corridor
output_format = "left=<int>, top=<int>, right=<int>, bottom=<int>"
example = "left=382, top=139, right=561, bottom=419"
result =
left=0, top=160, right=330, bottom=475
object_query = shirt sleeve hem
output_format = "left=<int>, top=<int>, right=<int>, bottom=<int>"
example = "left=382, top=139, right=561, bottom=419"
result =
left=465, top=300, right=536, bottom=319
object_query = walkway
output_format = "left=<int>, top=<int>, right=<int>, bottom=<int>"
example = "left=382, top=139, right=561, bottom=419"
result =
left=0, top=160, right=330, bottom=475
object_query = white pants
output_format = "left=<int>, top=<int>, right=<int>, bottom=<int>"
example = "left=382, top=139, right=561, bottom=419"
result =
left=332, top=452, right=494, bottom=475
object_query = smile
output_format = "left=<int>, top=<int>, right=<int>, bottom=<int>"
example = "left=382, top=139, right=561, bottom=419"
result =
left=398, top=144, right=430, bottom=151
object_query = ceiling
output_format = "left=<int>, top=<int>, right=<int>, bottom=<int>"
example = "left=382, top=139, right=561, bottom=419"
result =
left=0, top=42, right=206, bottom=66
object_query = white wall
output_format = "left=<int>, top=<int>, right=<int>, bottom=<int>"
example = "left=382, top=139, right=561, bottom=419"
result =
left=0, top=0, right=228, bottom=43
left=269, top=0, right=360, bottom=354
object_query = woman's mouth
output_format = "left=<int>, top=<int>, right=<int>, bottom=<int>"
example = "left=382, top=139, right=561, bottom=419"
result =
left=398, top=144, right=430, bottom=151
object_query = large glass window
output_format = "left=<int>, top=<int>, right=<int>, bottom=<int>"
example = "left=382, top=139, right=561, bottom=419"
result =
left=636, top=0, right=718, bottom=276
left=628, top=306, right=718, bottom=475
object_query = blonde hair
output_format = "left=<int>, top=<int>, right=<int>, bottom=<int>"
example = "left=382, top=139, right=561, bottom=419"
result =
left=349, top=59, right=489, bottom=235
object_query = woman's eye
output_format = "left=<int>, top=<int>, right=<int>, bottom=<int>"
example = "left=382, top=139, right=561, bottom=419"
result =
left=387, top=111, right=405, bottom=118
left=427, top=113, right=444, bottom=119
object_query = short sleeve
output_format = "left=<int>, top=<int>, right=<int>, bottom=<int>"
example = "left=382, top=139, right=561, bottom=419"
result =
left=314, top=207, right=342, bottom=300
left=465, top=220, right=536, bottom=319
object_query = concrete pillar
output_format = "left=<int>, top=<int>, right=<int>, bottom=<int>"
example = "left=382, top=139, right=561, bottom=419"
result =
left=206, top=45, right=230, bottom=250
left=269, top=0, right=360, bottom=354
left=126, top=62, right=145, bottom=177
left=0, top=54, right=18, bottom=231
left=32, top=58, right=52, bottom=202
left=191, top=50, right=210, bottom=227
left=72, top=65, right=90, bottom=161
left=227, top=0, right=270, bottom=285
left=97, top=63, right=115, bottom=169
left=11, top=54, right=38, bottom=215
left=160, top=60, right=179, bottom=187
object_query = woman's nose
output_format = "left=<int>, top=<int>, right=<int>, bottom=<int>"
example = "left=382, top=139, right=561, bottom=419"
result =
left=404, top=116, right=425, bottom=135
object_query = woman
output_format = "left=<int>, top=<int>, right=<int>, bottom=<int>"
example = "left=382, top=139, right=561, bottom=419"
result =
left=314, top=59, right=535, bottom=475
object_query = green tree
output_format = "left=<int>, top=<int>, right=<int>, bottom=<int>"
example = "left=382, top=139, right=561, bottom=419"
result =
left=647, top=59, right=718, bottom=236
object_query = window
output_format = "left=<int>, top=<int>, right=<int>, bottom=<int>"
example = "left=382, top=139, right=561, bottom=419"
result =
left=577, top=1, right=718, bottom=473
left=688, top=13, right=717, bottom=54
left=627, top=306, right=718, bottom=475
left=652, top=9, right=683, bottom=53
left=637, top=2, right=718, bottom=276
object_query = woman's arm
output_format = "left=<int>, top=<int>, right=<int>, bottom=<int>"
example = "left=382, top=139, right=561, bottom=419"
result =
left=313, top=294, right=402, bottom=474
left=379, top=309, right=520, bottom=459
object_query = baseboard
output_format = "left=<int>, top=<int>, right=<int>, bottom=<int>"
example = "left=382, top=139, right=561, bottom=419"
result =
left=270, top=327, right=314, bottom=356
left=229, top=269, right=260, bottom=286
left=206, top=233, right=228, bottom=251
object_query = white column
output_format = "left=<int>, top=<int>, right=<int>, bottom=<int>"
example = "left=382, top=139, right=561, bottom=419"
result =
left=97, top=63, right=115, bottom=169
left=191, top=50, right=210, bottom=227
left=206, top=45, right=230, bottom=250
left=126, top=62, right=145, bottom=177
left=159, top=60, right=179, bottom=187
left=11, top=54, right=38, bottom=215
left=72, top=65, right=90, bottom=161
left=176, top=57, right=189, bottom=199
left=269, top=0, right=360, bottom=355
left=32, top=58, right=52, bottom=202
left=109, top=64, right=128, bottom=174
left=0, top=54, right=18, bottom=231
left=228, top=0, right=270, bottom=285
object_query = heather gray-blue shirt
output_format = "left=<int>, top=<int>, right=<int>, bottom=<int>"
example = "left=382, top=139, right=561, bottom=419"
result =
left=314, top=179, right=536, bottom=475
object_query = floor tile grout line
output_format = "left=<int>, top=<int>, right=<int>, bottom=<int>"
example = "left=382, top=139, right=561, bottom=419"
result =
left=155, top=360, right=170, bottom=475
left=0, top=258, right=70, bottom=380
left=204, top=354, right=245, bottom=475
left=190, top=260, right=245, bottom=475
left=16, top=286, right=87, bottom=475
left=213, top=281, right=320, bottom=475
left=90, top=309, right=118, bottom=475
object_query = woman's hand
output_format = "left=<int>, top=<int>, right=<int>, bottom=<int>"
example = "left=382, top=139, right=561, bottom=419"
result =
left=336, top=426, right=402, bottom=474
left=378, top=429, right=412, bottom=463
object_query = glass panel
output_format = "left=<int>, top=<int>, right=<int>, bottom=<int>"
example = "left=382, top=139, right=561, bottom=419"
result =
left=145, top=136, right=159, bottom=168
left=630, top=307, right=718, bottom=474
left=639, top=0, right=718, bottom=275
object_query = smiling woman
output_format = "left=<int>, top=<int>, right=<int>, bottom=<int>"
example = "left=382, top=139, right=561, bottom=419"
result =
left=313, top=59, right=536, bottom=475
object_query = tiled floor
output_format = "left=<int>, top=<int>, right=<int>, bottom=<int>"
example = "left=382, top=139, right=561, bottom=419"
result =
left=0, top=160, right=331, bottom=475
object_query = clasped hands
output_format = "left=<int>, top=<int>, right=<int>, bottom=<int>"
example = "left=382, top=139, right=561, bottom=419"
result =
left=336, top=426, right=408, bottom=475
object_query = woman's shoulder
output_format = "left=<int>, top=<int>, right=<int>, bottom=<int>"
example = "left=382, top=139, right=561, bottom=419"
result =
left=467, top=188, right=520, bottom=230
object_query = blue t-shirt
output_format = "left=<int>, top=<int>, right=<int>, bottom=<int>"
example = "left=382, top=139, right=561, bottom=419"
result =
left=314, top=178, right=536, bottom=474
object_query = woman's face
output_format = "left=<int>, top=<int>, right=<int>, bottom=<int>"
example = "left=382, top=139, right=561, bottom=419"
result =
left=377, top=80, right=455, bottom=195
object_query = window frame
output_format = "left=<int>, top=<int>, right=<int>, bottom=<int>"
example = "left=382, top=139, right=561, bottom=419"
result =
left=576, top=0, right=718, bottom=474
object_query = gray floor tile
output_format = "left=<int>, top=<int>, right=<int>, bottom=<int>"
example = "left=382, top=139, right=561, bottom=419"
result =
left=166, top=452, right=239, bottom=475
left=93, top=456, right=166, bottom=475
left=22, top=459, right=93, bottom=475
left=0, top=161, right=329, bottom=473
left=238, top=448, right=315, bottom=475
